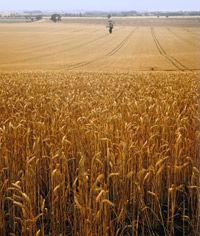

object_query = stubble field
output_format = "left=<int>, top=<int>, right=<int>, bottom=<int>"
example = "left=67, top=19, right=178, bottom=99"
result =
left=0, top=17, right=200, bottom=236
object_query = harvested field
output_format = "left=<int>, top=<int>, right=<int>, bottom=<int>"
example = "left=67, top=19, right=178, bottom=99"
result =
left=0, top=18, right=199, bottom=236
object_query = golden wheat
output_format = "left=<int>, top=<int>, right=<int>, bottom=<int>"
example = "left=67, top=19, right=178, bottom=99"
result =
left=0, top=71, right=199, bottom=236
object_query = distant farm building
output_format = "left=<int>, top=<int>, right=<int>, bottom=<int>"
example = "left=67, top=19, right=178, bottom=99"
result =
left=51, top=14, right=62, bottom=22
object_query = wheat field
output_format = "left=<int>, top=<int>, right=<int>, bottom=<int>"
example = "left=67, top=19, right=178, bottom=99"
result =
left=0, top=18, right=200, bottom=236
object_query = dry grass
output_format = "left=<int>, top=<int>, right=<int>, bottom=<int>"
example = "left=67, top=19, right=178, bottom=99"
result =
left=0, top=71, right=199, bottom=236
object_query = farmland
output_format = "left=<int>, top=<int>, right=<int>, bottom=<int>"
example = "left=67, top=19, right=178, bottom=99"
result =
left=0, top=18, right=200, bottom=235
left=0, top=18, right=200, bottom=72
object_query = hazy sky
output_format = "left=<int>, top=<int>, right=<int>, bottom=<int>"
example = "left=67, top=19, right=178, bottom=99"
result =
left=0, top=0, right=200, bottom=12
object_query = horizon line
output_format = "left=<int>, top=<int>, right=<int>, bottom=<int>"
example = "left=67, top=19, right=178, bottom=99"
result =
left=0, top=9, right=200, bottom=12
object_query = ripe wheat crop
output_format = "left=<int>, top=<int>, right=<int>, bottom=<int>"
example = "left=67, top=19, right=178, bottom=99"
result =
left=0, top=71, right=199, bottom=236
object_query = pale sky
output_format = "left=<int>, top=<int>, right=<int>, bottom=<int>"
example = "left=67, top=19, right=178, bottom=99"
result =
left=0, top=0, right=200, bottom=12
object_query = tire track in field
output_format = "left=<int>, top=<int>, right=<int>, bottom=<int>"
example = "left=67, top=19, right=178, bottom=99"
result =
left=21, top=28, right=101, bottom=53
left=19, top=29, right=88, bottom=52
left=29, top=28, right=101, bottom=50
left=61, top=28, right=137, bottom=70
left=2, top=30, right=110, bottom=65
left=151, top=27, right=190, bottom=71
left=183, top=28, right=200, bottom=37
left=166, top=27, right=198, bottom=47
left=106, top=28, right=136, bottom=56
left=2, top=29, right=101, bottom=64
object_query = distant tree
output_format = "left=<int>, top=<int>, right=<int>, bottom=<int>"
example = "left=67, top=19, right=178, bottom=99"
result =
left=107, top=14, right=112, bottom=19
left=51, top=14, right=61, bottom=22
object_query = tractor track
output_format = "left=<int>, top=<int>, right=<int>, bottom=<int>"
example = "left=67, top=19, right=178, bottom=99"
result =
left=19, top=29, right=92, bottom=52
left=61, top=28, right=137, bottom=71
left=28, top=28, right=105, bottom=53
left=106, top=28, right=136, bottom=56
left=151, top=27, right=190, bottom=71
left=11, top=28, right=87, bottom=52
left=166, top=27, right=198, bottom=48
left=2, top=31, right=111, bottom=65
left=183, top=28, right=200, bottom=37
